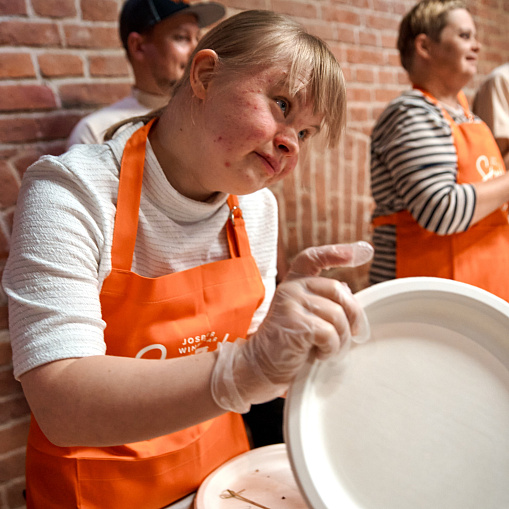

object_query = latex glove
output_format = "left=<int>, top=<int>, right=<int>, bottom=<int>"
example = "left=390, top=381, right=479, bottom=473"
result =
left=211, top=241, right=373, bottom=413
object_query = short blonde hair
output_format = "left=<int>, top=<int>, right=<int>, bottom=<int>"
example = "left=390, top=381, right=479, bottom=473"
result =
left=173, top=9, right=346, bottom=148
left=397, top=0, right=467, bottom=72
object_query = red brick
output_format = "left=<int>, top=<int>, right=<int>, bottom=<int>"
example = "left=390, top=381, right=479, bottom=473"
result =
left=226, top=0, right=265, bottom=10
left=356, top=67, right=375, bottom=83
left=89, top=54, right=130, bottom=77
left=0, top=0, right=26, bottom=15
left=397, top=69, right=410, bottom=85
left=366, top=13, right=399, bottom=30
left=40, top=113, right=84, bottom=140
left=0, top=232, right=9, bottom=265
left=0, top=162, right=20, bottom=209
left=303, top=21, right=335, bottom=42
left=375, top=88, right=400, bottom=102
left=282, top=175, right=297, bottom=224
left=323, top=5, right=361, bottom=25
left=393, top=0, right=412, bottom=16
left=11, top=149, right=46, bottom=178
left=0, top=420, right=30, bottom=455
left=315, top=173, right=327, bottom=220
left=272, top=0, right=318, bottom=19
left=6, top=477, right=27, bottom=509
left=0, top=21, right=61, bottom=47
left=64, top=25, right=122, bottom=49
left=359, top=30, right=378, bottom=46
left=348, top=105, right=369, bottom=122
left=346, top=47, right=384, bottom=65
left=346, top=86, right=372, bottom=102
left=32, top=0, right=76, bottom=18
left=0, top=448, right=26, bottom=482
left=59, top=82, right=131, bottom=107
left=0, top=396, right=29, bottom=428
left=286, top=226, right=299, bottom=260
left=0, top=341, right=12, bottom=370
left=0, top=85, right=57, bottom=112
left=336, top=26, right=356, bottom=45
left=300, top=199, right=314, bottom=246
left=335, top=0, right=370, bottom=7
left=0, top=53, right=35, bottom=79
left=340, top=64, right=352, bottom=82
left=0, top=118, right=38, bottom=144
left=81, top=0, right=121, bottom=21
left=386, top=50, right=401, bottom=66
left=378, top=68, right=397, bottom=84
left=0, top=368, right=23, bottom=399
left=0, top=336, right=11, bottom=367
left=45, top=140, right=68, bottom=157
left=38, top=53, right=84, bottom=78
left=0, top=150, right=17, bottom=160
left=381, top=32, right=398, bottom=49
left=372, top=0, right=394, bottom=13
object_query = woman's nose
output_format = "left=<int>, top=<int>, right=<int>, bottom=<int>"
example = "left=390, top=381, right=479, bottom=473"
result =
left=274, top=128, right=299, bottom=156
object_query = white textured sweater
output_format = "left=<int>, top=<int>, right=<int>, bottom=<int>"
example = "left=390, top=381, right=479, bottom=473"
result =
left=3, top=123, right=278, bottom=379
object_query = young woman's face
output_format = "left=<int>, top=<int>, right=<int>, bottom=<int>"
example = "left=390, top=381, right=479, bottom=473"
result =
left=428, top=8, right=480, bottom=84
left=190, top=64, right=324, bottom=199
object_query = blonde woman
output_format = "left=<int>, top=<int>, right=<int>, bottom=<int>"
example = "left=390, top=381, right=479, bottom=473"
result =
left=370, top=0, right=509, bottom=301
left=3, top=10, right=372, bottom=508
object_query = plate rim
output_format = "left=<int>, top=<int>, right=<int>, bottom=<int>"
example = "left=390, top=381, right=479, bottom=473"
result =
left=195, top=443, right=290, bottom=508
left=284, top=277, right=509, bottom=509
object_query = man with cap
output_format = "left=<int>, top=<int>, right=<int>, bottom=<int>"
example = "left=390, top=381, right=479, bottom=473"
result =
left=67, top=0, right=225, bottom=147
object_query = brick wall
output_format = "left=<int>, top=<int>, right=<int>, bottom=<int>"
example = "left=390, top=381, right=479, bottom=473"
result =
left=0, top=0, right=508, bottom=506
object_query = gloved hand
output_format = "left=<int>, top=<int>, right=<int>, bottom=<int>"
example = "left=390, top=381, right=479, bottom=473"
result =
left=211, top=241, right=374, bottom=413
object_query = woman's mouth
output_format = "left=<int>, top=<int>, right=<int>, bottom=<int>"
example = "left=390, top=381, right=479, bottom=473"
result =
left=255, top=152, right=281, bottom=176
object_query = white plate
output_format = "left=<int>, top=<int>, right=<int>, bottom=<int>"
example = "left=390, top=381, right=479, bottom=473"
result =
left=194, top=443, right=308, bottom=508
left=285, top=277, right=509, bottom=509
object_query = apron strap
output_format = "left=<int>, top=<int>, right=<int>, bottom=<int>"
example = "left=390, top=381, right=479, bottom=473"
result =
left=111, top=119, right=252, bottom=270
left=413, top=86, right=473, bottom=125
left=226, top=194, right=252, bottom=258
left=372, top=210, right=417, bottom=228
left=372, top=213, right=399, bottom=227
left=111, top=119, right=155, bottom=271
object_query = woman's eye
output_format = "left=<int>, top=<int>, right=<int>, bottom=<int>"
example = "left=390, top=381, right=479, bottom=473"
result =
left=276, top=99, right=288, bottom=114
left=298, top=130, right=309, bottom=141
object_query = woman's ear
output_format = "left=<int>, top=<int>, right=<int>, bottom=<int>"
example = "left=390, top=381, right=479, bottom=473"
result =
left=414, top=33, right=432, bottom=60
left=190, top=49, right=219, bottom=100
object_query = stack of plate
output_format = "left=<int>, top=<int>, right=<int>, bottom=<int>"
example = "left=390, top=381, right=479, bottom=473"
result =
left=197, top=277, right=509, bottom=509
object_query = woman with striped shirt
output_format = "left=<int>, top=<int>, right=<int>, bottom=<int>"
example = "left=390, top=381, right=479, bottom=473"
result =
left=370, top=0, right=509, bottom=302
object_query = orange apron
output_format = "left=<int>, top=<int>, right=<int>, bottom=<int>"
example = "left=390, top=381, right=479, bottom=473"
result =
left=373, top=89, right=509, bottom=301
left=25, top=120, right=265, bottom=508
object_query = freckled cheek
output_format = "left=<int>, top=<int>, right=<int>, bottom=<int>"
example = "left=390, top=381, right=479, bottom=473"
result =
left=241, top=117, right=275, bottom=143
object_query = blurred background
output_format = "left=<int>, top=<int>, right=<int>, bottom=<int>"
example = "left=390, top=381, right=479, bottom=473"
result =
left=0, top=0, right=508, bottom=506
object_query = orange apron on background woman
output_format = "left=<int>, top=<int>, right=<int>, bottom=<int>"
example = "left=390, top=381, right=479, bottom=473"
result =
left=25, top=120, right=266, bottom=508
left=373, top=89, right=509, bottom=301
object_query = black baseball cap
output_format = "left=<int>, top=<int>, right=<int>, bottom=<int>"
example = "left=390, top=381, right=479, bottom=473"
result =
left=119, top=0, right=225, bottom=49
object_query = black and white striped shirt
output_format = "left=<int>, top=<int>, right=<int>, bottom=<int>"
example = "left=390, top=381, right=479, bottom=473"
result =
left=369, top=89, right=477, bottom=284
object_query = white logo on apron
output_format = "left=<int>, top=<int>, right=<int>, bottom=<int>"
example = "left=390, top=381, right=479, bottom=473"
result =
left=476, top=154, right=505, bottom=181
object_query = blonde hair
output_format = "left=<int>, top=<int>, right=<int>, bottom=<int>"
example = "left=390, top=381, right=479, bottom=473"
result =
left=106, top=10, right=346, bottom=147
left=398, top=0, right=467, bottom=72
